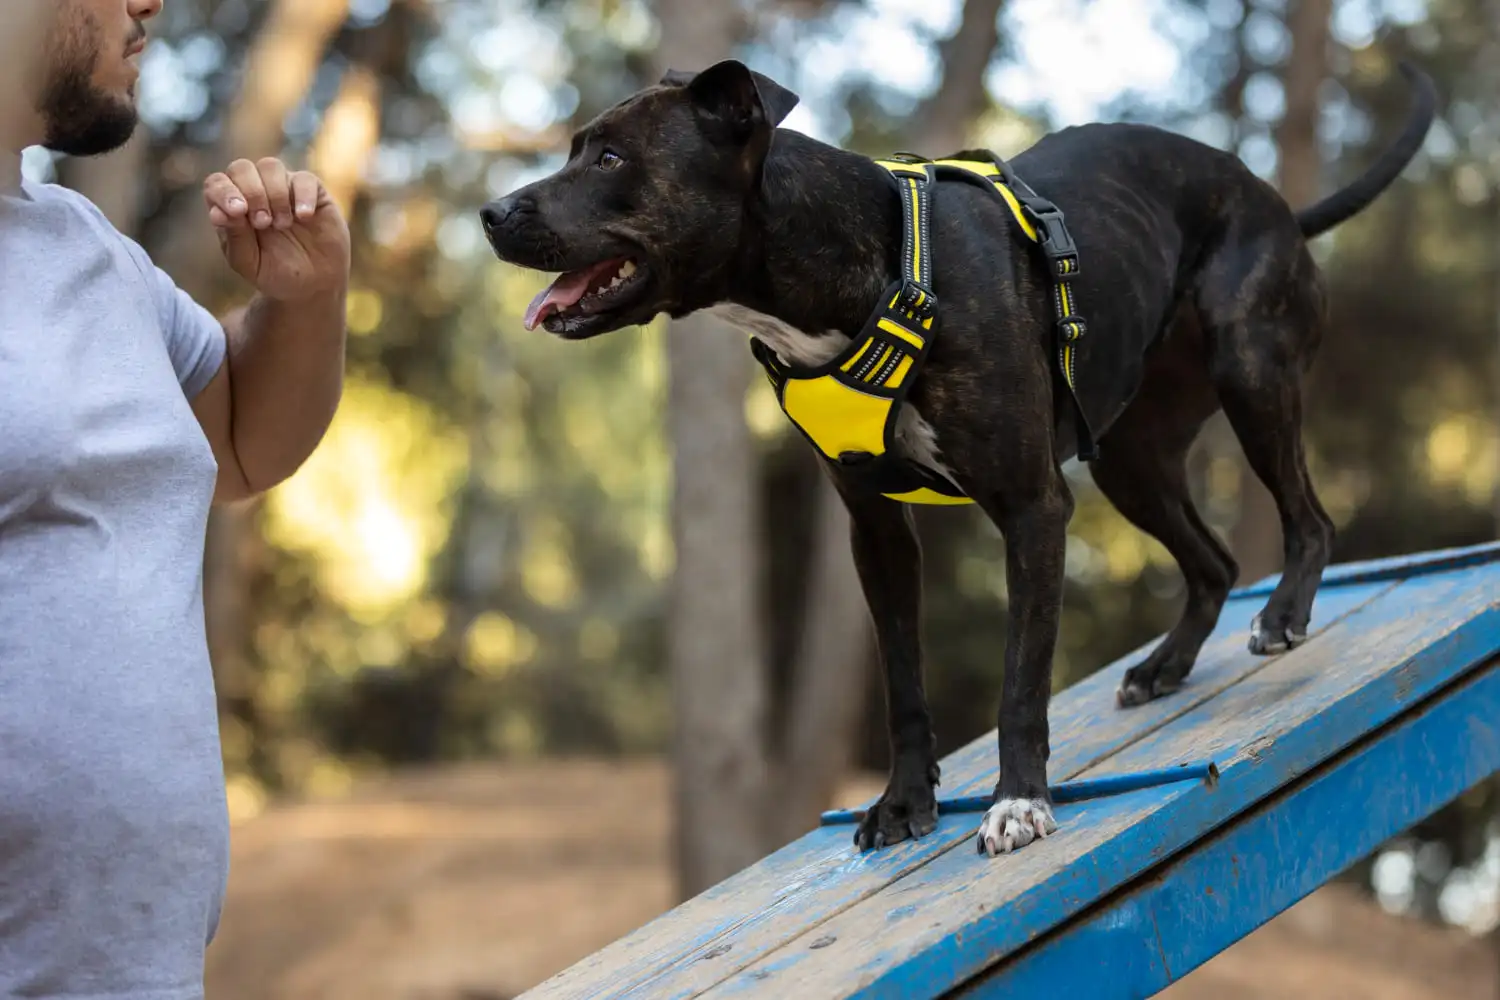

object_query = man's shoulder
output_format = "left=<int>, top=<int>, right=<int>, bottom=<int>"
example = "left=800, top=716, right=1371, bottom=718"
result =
left=22, top=177, right=117, bottom=227
left=20, top=177, right=167, bottom=284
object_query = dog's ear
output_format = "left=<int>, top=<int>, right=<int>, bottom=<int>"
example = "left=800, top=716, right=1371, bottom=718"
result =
left=658, top=68, right=696, bottom=88
left=682, top=59, right=800, bottom=138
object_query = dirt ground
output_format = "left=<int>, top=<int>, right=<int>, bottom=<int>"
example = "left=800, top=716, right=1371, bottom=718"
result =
left=205, top=759, right=1498, bottom=1000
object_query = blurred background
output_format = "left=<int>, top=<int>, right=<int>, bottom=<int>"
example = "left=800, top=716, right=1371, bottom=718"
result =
left=22, top=0, right=1500, bottom=995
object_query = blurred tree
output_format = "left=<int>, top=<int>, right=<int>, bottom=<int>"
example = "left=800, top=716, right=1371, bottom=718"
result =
left=651, top=0, right=773, bottom=898
left=1228, top=0, right=1335, bottom=585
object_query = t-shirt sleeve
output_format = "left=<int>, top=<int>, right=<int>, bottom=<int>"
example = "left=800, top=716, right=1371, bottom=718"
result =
left=123, top=237, right=228, bottom=400
left=54, top=183, right=228, bottom=400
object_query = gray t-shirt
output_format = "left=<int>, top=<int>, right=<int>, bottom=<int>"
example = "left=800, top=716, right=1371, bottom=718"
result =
left=1, top=177, right=230, bottom=998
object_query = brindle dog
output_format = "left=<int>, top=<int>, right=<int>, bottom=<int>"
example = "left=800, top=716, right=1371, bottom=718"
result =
left=480, top=60, right=1437, bottom=857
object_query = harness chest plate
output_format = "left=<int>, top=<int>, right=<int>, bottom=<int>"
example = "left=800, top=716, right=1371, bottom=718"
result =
left=749, top=151, right=1097, bottom=506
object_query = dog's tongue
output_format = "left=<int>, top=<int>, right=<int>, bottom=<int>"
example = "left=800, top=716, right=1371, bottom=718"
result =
left=524, top=259, right=623, bottom=330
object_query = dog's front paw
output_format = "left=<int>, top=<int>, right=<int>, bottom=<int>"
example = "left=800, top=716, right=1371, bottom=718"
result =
left=1116, top=668, right=1183, bottom=708
left=854, top=790, right=938, bottom=851
left=854, top=761, right=939, bottom=852
left=1248, top=613, right=1308, bottom=656
left=976, top=798, right=1056, bottom=857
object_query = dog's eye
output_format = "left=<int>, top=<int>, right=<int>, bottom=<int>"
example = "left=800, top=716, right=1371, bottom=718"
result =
left=597, top=149, right=624, bottom=171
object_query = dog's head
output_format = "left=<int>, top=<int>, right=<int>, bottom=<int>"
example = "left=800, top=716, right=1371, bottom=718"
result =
left=480, top=59, right=799, bottom=339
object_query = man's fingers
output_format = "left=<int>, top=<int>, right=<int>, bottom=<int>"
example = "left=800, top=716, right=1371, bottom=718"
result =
left=290, top=171, right=323, bottom=221
left=202, top=172, right=249, bottom=226
left=255, top=157, right=295, bottom=230
left=225, top=158, right=271, bottom=230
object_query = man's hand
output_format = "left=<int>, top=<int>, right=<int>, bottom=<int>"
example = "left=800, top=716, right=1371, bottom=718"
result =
left=202, top=158, right=350, bottom=301
left=190, top=158, right=350, bottom=503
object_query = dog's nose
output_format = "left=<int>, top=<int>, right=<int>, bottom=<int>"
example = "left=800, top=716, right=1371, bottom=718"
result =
left=480, top=195, right=526, bottom=237
left=479, top=199, right=508, bottom=235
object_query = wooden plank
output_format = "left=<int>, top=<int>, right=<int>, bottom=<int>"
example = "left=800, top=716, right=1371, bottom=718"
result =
left=698, top=563, right=1500, bottom=1000
left=955, top=653, right=1500, bottom=998
left=519, top=581, right=1395, bottom=1000
left=1230, top=538, right=1500, bottom=599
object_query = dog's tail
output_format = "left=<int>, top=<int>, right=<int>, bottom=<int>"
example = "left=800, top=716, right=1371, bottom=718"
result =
left=1294, top=60, right=1438, bottom=239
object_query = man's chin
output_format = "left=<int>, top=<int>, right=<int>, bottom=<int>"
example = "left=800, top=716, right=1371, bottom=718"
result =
left=42, top=98, right=139, bottom=158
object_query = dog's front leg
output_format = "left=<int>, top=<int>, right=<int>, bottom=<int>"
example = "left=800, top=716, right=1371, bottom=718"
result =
left=976, top=478, right=1074, bottom=857
left=835, top=481, right=939, bottom=851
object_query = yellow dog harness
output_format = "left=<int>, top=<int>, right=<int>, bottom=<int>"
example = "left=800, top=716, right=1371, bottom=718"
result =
left=748, top=150, right=1097, bottom=505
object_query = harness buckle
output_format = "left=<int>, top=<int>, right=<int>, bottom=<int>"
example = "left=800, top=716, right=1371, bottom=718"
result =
left=895, top=278, right=938, bottom=321
left=1057, top=315, right=1086, bottom=342
left=1023, top=201, right=1081, bottom=279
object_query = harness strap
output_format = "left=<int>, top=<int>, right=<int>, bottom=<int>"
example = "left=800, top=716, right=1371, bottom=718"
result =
left=752, top=157, right=970, bottom=504
left=920, top=152, right=1098, bottom=461
left=992, top=158, right=1097, bottom=462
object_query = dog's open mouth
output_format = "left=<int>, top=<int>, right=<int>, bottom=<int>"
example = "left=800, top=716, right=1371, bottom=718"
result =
left=523, top=257, right=649, bottom=334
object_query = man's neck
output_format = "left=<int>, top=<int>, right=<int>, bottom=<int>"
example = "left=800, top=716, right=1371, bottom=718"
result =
left=0, top=147, right=24, bottom=194
left=0, top=1, right=50, bottom=192
left=0, top=110, right=42, bottom=194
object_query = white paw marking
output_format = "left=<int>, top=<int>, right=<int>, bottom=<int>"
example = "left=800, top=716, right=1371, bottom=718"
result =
left=704, top=302, right=955, bottom=480
left=977, top=798, right=1057, bottom=857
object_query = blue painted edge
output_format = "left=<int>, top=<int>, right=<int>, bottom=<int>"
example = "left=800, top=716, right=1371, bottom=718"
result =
left=1229, top=539, right=1500, bottom=601
left=952, top=654, right=1500, bottom=1000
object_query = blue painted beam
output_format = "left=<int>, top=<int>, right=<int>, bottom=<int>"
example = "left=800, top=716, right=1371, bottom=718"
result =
left=1230, top=538, right=1500, bottom=600
left=954, top=653, right=1500, bottom=999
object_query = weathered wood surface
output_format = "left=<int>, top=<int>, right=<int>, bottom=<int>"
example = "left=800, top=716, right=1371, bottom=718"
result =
left=520, top=541, right=1500, bottom=1000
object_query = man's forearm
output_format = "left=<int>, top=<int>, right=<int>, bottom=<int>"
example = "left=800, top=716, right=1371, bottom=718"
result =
left=223, top=289, right=346, bottom=493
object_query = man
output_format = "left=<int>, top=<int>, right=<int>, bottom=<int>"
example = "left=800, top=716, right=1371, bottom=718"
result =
left=0, top=0, right=350, bottom=995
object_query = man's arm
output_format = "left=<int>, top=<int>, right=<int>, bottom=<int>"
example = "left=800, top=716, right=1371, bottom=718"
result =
left=191, top=289, right=347, bottom=503
left=187, top=157, right=351, bottom=503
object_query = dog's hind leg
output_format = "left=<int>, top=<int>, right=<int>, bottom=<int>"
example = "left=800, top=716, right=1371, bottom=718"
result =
left=831, top=480, right=940, bottom=851
left=1198, top=228, right=1335, bottom=655
left=1091, top=359, right=1237, bottom=707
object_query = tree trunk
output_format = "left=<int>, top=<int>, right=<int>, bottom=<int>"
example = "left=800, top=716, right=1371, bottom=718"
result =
left=651, top=2, right=771, bottom=899
left=1230, top=0, right=1332, bottom=584
left=1490, top=0, right=1500, bottom=543
left=306, top=65, right=381, bottom=216
left=771, top=477, right=868, bottom=845
left=907, top=0, right=1005, bottom=156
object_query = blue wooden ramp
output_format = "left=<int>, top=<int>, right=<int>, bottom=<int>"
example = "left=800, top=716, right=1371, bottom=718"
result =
left=521, top=542, right=1500, bottom=1000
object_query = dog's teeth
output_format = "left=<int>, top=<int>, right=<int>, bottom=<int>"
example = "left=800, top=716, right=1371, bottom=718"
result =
left=619, top=260, right=636, bottom=279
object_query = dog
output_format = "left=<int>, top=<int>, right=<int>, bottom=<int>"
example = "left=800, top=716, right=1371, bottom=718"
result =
left=480, top=59, right=1438, bottom=857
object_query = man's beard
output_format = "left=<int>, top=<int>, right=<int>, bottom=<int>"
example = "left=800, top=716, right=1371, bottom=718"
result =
left=38, top=28, right=138, bottom=157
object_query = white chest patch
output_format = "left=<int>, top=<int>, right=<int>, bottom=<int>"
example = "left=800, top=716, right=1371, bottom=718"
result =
left=703, top=303, right=955, bottom=482
left=704, top=302, right=849, bottom=367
